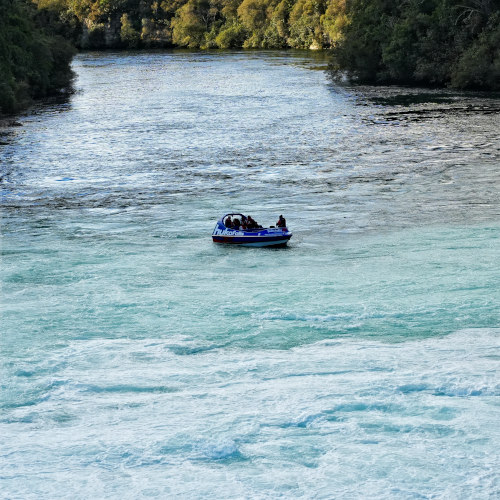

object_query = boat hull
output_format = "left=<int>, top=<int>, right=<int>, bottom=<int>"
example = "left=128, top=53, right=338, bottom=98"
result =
left=212, top=234, right=291, bottom=247
left=212, top=221, right=292, bottom=247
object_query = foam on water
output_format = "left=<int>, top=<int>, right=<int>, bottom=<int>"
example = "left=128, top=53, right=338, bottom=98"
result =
left=1, top=51, right=499, bottom=498
left=1, top=330, right=499, bottom=498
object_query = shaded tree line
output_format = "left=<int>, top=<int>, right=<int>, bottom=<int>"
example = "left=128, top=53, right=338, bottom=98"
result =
left=0, top=0, right=75, bottom=114
left=334, top=0, right=500, bottom=89
left=35, top=0, right=349, bottom=51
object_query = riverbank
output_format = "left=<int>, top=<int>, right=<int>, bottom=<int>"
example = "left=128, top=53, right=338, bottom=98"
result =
left=0, top=118, right=22, bottom=128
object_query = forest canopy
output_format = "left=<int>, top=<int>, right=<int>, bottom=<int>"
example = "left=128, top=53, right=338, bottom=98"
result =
left=335, top=0, right=500, bottom=89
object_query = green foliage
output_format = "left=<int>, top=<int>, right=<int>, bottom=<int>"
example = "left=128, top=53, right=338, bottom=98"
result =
left=215, top=21, right=246, bottom=47
left=288, top=0, right=326, bottom=49
left=334, top=0, right=500, bottom=89
left=120, top=12, right=140, bottom=46
left=237, top=0, right=268, bottom=31
left=450, top=12, right=500, bottom=90
left=0, top=0, right=75, bottom=114
left=171, top=0, right=217, bottom=47
left=321, top=0, right=347, bottom=47
left=84, top=24, right=105, bottom=47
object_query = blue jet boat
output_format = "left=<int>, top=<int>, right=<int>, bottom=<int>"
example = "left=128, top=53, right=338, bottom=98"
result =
left=212, top=213, right=292, bottom=247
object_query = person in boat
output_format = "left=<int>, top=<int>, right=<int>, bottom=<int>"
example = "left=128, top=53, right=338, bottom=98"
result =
left=246, top=216, right=255, bottom=230
left=277, top=215, right=287, bottom=228
left=247, top=216, right=262, bottom=230
left=225, top=216, right=233, bottom=228
left=233, top=218, right=240, bottom=229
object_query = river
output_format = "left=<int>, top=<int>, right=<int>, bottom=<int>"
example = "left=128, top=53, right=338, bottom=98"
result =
left=1, top=50, right=499, bottom=498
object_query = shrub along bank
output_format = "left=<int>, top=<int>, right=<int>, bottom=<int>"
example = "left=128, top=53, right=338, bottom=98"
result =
left=0, top=0, right=75, bottom=114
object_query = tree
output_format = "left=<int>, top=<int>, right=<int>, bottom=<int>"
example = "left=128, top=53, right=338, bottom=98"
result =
left=215, top=21, right=247, bottom=47
left=321, top=0, right=347, bottom=47
left=451, top=12, right=500, bottom=89
left=288, top=0, right=327, bottom=49
left=120, top=12, right=140, bottom=47
left=0, top=0, right=74, bottom=114
left=171, top=0, right=217, bottom=47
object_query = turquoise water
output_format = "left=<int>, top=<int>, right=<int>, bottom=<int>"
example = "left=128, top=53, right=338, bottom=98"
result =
left=1, top=51, right=499, bottom=498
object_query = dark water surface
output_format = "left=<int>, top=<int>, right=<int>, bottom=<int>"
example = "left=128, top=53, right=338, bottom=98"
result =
left=1, top=51, right=499, bottom=498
